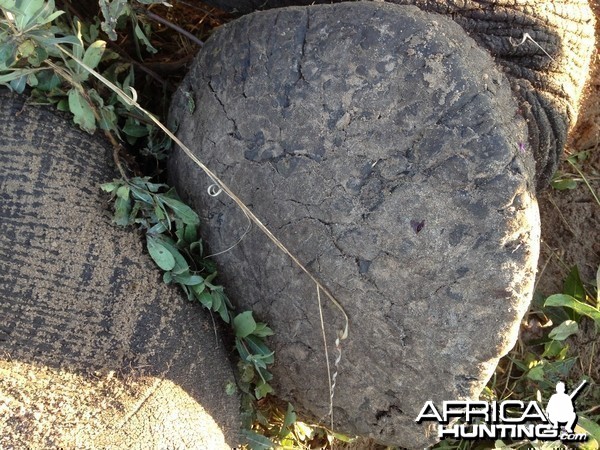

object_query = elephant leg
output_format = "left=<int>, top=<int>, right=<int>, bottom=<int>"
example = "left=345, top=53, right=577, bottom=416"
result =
left=168, top=3, right=541, bottom=447
left=191, top=0, right=596, bottom=189
left=0, top=91, right=241, bottom=449
left=387, top=0, right=596, bottom=189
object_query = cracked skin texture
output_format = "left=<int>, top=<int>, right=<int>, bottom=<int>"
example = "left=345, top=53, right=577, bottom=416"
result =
left=191, top=0, right=596, bottom=191
left=0, top=91, right=240, bottom=449
left=169, top=3, right=541, bottom=447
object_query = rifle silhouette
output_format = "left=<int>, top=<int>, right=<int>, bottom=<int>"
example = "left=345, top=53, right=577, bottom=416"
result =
left=569, top=380, right=587, bottom=400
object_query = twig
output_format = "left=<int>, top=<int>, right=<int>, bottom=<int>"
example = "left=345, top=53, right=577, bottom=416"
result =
left=317, top=286, right=334, bottom=429
left=137, top=8, right=204, bottom=47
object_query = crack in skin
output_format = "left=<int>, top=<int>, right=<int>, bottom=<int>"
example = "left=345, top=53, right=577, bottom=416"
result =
left=297, top=9, right=309, bottom=83
left=206, top=78, right=239, bottom=140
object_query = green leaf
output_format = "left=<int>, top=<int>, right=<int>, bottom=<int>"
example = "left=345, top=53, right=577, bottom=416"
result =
left=254, top=381, right=274, bottom=399
left=14, top=0, right=44, bottom=29
left=545, top=294, right=600, bottom=325
left=159, top=195, right=200, bottom=226
left=147, top=221, right=168, bottom=235
left=133, top=23, right=157, bottom=53
left=17, top=39, right=35, bottom=58
left=134, top=178, right=166, bottom=193
left=37, top=8, right=64, bottom=26
left=23, top=0, right=56, bottom=29
left=122, top=121, right=149, bottom=138
left=542, top=340, right=566, bottom=359
left=0, top=41, right=17, bottom=69
left=155, top=237, right=189, bottom=273
left=548, top=320, right=578, bottom=341
left=225, top=381, right=237, bottom=396
left=0, top=0, right=16, bottom=10
left=238, top=362, right=254, bottom=384
left=98, top=105, right=117, bottom=132
left=82, top=40, right=106, bottom=71
left=552, top=178, right=578, bottom=190
left=9, top=74, right=26, bottom=93
left=26, top=45, right=48, bottom=67
left=68, top=88, right=96, bottom=133
left=130, top=186, right=154, bottom=204
left=114, top=196, right=131, bottom=226
left=542, top=357, right=577, bottom=379
left=32, top=69, right=59, bottom=90
left=39, top=35, right=81, bottom=46
left=26, top=72, right=37, bottom=87
left=100, top=181, right=122, bottom=194
left=252, top=323, right=274, bottom=338
left=57, top=98, right=69, bottom=111
left=204, top=271, right=218, bottom=286
left=329, top=431, right=355, bottom=443
left=280, top=403, right=296, bottom=437
left=249, top=355, right=268, bottom=371
left=183, top=224, right=198, bottom=244
left=116, top=184, right=130, bottom=200
left=578, top=416, right=600, bottom=448
left=99, top=0, right=129, bottom=41
left=564, top=266, right=586, bottom=302
left=211, top=290, right=223, bottom=312
left=146, top=235, right=176, bottom=271
left=173, top=273, right=203, bottom=286
left=526, top=364, right=545, bottom=381
left=194, top=287, right=213, bottom=309
left=216, top=300, right=230, bottom=323
left=153, top=203, right=167, bottom=222
left=240, top=429, right=275, bottom=450
left=235, top=337, right=251, bottom=362
left=0, top=70, right=24, bottom=85
left=234, top=311, right=257, bottom=338
left=244, top=335, right=274, bottom=365
left=87, top=88, right=105, bottom=108
left=191, top=282, right=205, bottom=296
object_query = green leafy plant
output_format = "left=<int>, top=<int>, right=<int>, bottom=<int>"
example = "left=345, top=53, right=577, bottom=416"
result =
left=98, top=0, right=165, bottom=54
left=241, top=401, right=356, bottom=450
left=544, top=266, right=600, bottom=329
left=0, top=0, right=173, bottom=159
left=0, top=0, right=78, bottom=89
left=100, top=177, right=277, bottom=402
